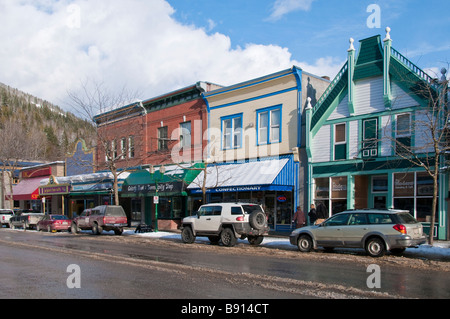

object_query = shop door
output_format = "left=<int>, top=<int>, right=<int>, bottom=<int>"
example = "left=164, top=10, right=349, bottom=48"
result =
left=373, top=195, right=387, bottom=209
left=144, top=197, right=153, bottom=225
left=265, top=195, right=276, bottom=229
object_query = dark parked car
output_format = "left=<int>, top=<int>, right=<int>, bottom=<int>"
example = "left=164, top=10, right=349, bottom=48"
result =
left=37, top=214, right=71, bottom=232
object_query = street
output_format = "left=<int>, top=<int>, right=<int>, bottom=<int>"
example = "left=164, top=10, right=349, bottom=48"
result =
left=0, top=228, right=449, bottom=301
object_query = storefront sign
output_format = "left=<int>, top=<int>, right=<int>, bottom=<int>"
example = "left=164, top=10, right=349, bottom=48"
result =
left=123, top=181, right=184, bottom=195
left=331, top=177, right=347, bottom=199
left=394, top=173, right=414, bottom=197
left=39, top=185, right=71, bottom=196
left=189, top=185, right=292, bottom=194
left=22, top=167, right=51, bottom=179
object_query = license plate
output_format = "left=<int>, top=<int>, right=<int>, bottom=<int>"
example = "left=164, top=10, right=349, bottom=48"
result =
left=63, top=222, right=68, bottom=225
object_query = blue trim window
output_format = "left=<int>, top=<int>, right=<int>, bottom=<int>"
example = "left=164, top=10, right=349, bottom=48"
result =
left=257, top=105, right=281, bottom=145
left=221, top=114, right=242, bottom=149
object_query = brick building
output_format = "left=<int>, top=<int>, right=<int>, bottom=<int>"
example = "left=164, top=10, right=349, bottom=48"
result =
left=94, top=81, right=221, bottom=169
left=94, top=82, right=222, bottom=229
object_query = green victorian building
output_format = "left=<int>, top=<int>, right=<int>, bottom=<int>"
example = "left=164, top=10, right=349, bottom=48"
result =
left=305, top=28, right=449, bottom=240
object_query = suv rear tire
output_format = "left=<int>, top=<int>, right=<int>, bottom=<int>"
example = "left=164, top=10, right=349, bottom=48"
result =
left=249, top=211, right=266, bottom=230
left=248, top=235, right=264, bottom=245
left=221, top=228, right=237, bottom=247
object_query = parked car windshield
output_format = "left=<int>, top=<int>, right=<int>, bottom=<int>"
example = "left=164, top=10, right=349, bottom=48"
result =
left=396, top=212, right=419, bottom=224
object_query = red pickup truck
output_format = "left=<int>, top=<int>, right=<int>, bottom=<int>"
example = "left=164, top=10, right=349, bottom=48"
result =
left=71, top=205, right=128, bottom=235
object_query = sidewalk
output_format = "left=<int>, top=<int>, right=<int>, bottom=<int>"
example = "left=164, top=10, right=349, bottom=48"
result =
left=124, top=227, right=450, bottom=260
left=127, top=227, right=450, bottom=248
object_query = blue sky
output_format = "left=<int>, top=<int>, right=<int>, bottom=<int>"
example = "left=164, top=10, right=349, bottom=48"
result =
left=170, top=0, right=450, bottom=73
left=0, top=0, right=448, bottom=110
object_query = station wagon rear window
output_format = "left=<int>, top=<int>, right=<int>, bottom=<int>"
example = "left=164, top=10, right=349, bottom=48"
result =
left=396, top=212, right=419, bottom=224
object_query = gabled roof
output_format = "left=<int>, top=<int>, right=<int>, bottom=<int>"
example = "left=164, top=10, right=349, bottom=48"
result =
left=310, top=62, right=348, bottom=131
left=353, top=35, right=384, bottom=81
left=309, top=33, right=437, bottom=135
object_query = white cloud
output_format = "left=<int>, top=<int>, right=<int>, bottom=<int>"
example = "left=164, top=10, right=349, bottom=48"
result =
left=0, top=0, right=337, bottom=112
left=295, top=56, right=345, bottom=79
left=267, top=0, right=316, bottom=21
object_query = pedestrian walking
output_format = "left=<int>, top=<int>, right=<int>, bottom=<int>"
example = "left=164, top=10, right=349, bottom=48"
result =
left=308, top=203, right=317, bottom=225
left=293, top=206, right=305, bottom=229
left=315, top=203, right=328, bottom=225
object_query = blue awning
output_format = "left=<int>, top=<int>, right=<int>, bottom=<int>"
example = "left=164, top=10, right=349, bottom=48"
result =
left=187, top=158, right=295, bottom=194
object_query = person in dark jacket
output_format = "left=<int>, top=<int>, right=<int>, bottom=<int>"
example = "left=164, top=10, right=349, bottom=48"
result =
left=315, top=202, right=328, bottom=224
left=308, top=204, right=317, bottom=225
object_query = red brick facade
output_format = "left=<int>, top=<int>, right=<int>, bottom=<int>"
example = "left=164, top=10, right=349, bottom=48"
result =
left=95, top=83, right=214, bottom=170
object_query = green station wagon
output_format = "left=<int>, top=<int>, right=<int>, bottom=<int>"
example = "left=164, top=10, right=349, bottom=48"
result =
left=289, top=209, right=427, bottom=257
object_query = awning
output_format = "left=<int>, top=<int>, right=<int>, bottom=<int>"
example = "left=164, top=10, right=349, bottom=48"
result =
left=42, top=172, right=129, bottom=196
left=187, top=158, right=293, bottom=194
left=121, top=163, right=204, bottom=197
left=10, top=177, right=44, bottom=201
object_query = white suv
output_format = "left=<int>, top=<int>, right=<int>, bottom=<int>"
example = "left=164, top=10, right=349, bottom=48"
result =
left=181, top=202, right=269, bottom=247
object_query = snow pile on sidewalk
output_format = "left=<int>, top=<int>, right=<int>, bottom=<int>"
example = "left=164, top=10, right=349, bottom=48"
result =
left=123, top=229, right=450, bottom=259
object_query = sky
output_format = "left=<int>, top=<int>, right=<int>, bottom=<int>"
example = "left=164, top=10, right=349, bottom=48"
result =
left=0, top=0, right=449, bottom=113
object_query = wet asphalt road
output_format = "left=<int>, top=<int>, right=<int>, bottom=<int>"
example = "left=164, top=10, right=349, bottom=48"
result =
left=0, top=228, right=449, bottom=300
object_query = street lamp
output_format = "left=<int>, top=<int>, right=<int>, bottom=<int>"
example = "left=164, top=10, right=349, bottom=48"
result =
left=150, top=165, right=165, bottom=232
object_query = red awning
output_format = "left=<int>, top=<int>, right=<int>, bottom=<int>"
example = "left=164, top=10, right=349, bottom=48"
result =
left=10, top=177, right=43, bottom=201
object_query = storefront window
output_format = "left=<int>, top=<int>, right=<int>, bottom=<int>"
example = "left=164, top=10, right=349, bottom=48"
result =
left=372, top=175, right=388, bottom=192
left=331, top=177, right=347, bottom=215
left=276, top=192, right=292, bottom=225
left=393, top=172, right=438, bottom=222
left=172, top=197, right=184, bottom=219
left=237, top=192, right=251, bottom=201
left=223, top=192, right=237, bottom=202
left=315, top=178, right=329, bottom=199
left=131, top=199, right=142, bottom=226
left=394, top=173, right=414, bottom=197
left=158, top=197, right=171, bottom=219
left=313, top=177, right=347, bottom=217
